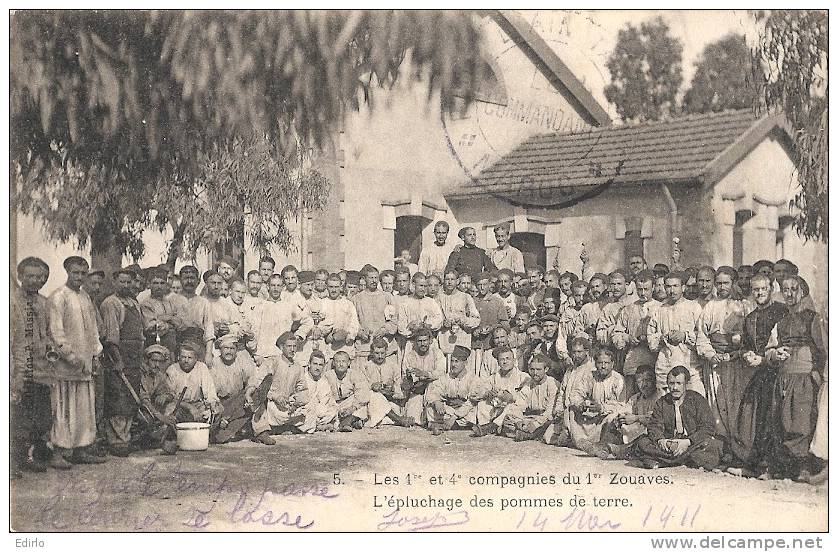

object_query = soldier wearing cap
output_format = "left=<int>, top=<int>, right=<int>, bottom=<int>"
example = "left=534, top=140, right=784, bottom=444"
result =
left=208, top=333, right=259, bottom=443
left=294, top=270, right=324, bottom=363
left=401, top=327, right=446, bottom=425
left=132, top=343, right=177, bottom=449
left=216, top=255, right=239, bottom=284
left=425, top=345, right=485, bottom=436
left=177, top=265, right=216, bottom=365
left=140, top=268, right=184, bottom=358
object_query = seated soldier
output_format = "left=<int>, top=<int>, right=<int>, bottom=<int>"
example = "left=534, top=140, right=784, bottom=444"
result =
left=246, top=332, right=312, bottom=444
left=566, top=346, right=627, bottom=457
left=508, top=306, right=532, bottom=349
left=361, top=337, right=413, bottom=427
left=424, top=346, right=485, bottom=436
left=165, top=341, right=223, bottom=424
left=301, top=351, right=339, bottom=432
left=472, top=346, right=529, bottom=437
left=324, top=350, right=372, bottom=432
left=494, top=354, right=558, bottom=441
left=519, top=320, right=544, bottom=372
left=628, top=365, right=722, bottom=470
left=401, top=328, right=446, bottom=425
left=544, top=336, right=596, bottom=447
left=208, top=333, right=259, bottom=443
left=607, top=365, right=662, bottom=458
left=133, top=343, right=177, bottom=449
left=479, top=325, right=518, bottom=377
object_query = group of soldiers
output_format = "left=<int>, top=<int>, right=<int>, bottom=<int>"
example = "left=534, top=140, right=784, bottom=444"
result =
left=10, top=220, right=828, bottom=485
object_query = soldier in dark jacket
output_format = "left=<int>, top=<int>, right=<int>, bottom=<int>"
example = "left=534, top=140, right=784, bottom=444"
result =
left=630, top=365, right=722, bottom=470
left=445, top=227, right=496, bottom=278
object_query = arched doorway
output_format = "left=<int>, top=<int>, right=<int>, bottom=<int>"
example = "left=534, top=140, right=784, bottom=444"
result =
left=510, top=232, right=546, bottom=271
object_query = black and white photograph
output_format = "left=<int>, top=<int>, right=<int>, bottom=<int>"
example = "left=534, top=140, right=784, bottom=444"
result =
left=7, top=6, right=830, bottom=539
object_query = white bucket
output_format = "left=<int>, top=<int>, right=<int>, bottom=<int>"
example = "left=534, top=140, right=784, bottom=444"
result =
left=176, top=422, right=210, bottom=451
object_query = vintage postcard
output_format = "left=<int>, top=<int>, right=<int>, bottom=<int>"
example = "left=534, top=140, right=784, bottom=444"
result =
left=7, top=6, right=829, bottom=541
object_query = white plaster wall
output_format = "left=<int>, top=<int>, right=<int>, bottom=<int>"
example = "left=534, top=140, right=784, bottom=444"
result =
left=713, top=132, right=828, bottom=310
left=339, top=15, right=596, bottom=271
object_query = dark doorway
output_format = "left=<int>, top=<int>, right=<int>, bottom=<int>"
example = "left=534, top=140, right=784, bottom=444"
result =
left=510, top=232, right=546, bottom=272
left=733, top=210, right=755, bottom=267
left=395, top=215, right=432, bottom=267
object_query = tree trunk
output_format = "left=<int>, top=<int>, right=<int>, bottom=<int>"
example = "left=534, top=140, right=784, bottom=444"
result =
left=166, top=221, right=186, bottom=269
left=90, top=220, right=124, bottom=297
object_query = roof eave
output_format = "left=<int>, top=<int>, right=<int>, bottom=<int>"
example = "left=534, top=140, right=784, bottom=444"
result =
left=700, top=112, right=790, bottom=188
left=490, top=10, right=612, bottom=128
left=445, top=176, right=700, bottom=201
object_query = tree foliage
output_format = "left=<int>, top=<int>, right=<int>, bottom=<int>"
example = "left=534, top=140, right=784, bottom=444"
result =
left=753, top=10, right=828, bottom=242
left=683, top=33, right=758, bottom=114
left=11, top=10, right=483, bottom=263
left=154, top=135, right=330, bottom=263
left=604, top=17, right=683, bottom=123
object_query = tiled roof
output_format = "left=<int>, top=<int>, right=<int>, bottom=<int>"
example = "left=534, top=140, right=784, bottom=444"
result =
left=449, top=109, right=782, bottom=199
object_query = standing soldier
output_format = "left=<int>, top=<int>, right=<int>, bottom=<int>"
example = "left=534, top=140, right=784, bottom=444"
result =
left=765, top=276, right=826, bottom=480
left=11, top=257, right=53, bottom=476
left=140, top=268, right=183, bottom=357
left=418, top=221, right=455, bottom=278
left=178, top=265, right=216, bottom=364
left=321, top=273, right=360, bottom=362
left=489, top=223, right=525, bottom=273
left=612, top=270, right=660, bottom=398
left=47, top=256, right=105, bottom=466
left=436, top=269, right=481, bottom=369
left=647, top=272, right=709, bottom=396
left=257, top=256, right=276, bottom=299
left=472, top=272, right=509, bottom=374
left=697, top=266, right=753, bottom=464
left=100, top=267, right=147, bottom=457
left=445, top=227, right=496, bottom=277
left=736, top=273, right=789, bottom=476
left=397, top=273, right=444, bottom=353
left=351, top=266, right=398, bottom=368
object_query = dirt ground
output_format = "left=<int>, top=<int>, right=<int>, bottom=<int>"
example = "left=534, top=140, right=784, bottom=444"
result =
left=10, top=427, right=827, bottom=532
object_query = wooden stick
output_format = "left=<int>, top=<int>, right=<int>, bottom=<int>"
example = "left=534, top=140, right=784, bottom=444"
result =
left=161, top=386, right=188, bottom=449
